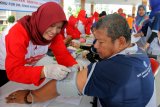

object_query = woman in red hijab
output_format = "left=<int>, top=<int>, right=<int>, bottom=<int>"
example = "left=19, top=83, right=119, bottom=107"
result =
left=118, top=8, right=126, bottom=19
left=0, top=2, right=77, bottom=87
left=64, top=15, right=81, bottom=44
left=85, top=11, right=99, bottom=35
left=77, top=10, right=87, bottom=34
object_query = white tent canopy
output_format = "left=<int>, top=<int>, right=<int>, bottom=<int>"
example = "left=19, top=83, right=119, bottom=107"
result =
left=76, top=0, right=143, bottom=5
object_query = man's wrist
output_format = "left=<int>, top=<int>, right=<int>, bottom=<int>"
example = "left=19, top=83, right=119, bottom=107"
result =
left=27, top=90, right=37, bottom=103
left=24, top=90, right=32, bottom=104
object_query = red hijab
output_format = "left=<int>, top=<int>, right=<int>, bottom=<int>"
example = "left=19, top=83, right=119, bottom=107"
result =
left=68, top=15, right=78, bottom=27
left=92, top=11, right=99, bottom=22
left=77, top=10, right=86, bottom=25
left=18, top=2, right=67, bottom=45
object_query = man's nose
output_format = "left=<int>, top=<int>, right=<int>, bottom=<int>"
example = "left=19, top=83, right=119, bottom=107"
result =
left=94, top=41, right=98, bottom=49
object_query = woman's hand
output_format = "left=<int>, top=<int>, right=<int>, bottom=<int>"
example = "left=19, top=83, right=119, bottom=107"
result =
left=133, top=33, right=141, bottom=37
left=133, top=32, right=144, bottom=37
left=71, top=42, right=80, bottom=49
left=6, top=90, right=29, bottom=104
left=64, top=35, right=72, bottom=45
left=144, top=43, right=150, bottom=50
left=82, top=51, right=89, bottom=59
left=43, top=64, right=71, bottom=80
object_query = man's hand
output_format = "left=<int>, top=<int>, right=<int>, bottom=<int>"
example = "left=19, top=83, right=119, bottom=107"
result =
left=6, top=90, right=29, bottom=104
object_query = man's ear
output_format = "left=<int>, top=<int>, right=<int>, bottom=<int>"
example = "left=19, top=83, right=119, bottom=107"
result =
left=118, top=36, right=127, bottom=49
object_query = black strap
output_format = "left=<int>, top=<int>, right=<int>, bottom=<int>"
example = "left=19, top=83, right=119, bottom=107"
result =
left=0, top=70, right=9, bottom=87
left=90, top=97, right=98, bottom=107
left=147, top=32, right=157, bottom=44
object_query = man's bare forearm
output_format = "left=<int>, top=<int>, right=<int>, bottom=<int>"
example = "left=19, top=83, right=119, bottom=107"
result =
left=28, top=80, right=58, bottom=102
left=28, top=68, right=88, bottom=103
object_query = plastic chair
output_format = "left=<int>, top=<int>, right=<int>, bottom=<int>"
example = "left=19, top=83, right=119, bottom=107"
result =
left=150, top=58, right=160, bottom=77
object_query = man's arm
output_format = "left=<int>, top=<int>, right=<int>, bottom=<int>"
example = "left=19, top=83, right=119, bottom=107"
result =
left=30, top=80, right=58, bottom=102
left=77, top=67, right=88, bottom=92
left=6, top=68, right=88, bottom=103
left=28, top=68, right=88, bottom=103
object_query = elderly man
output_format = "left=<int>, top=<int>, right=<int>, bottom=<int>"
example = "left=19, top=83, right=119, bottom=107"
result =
left=6, top=14, right=155, bottom=107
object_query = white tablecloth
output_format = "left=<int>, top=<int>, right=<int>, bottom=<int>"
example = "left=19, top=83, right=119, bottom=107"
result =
left=0, top=55, right=92, bottom=107
left=0, top=80, right=92, bottom=107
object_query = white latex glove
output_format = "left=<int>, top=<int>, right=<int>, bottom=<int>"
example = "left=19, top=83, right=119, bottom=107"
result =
left=68, top=64, right=80, bottom=72
left=43, top=64, right=71, bottom=80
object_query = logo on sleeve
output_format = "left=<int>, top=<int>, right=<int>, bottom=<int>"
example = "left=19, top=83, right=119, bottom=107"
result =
left=137, top=61, right=151, bottom=78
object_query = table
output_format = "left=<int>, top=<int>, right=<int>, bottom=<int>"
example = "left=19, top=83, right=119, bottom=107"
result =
left=0, top=80, right=93, bottom=107
left=0, top=55, right=93, bottom=107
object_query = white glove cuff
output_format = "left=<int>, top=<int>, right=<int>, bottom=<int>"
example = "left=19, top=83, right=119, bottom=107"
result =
left=43, top=66, right=47, bottom=78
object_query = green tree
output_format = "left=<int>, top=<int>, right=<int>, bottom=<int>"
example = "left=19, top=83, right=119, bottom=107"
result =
left=7, top=15, right=15, bottom=23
